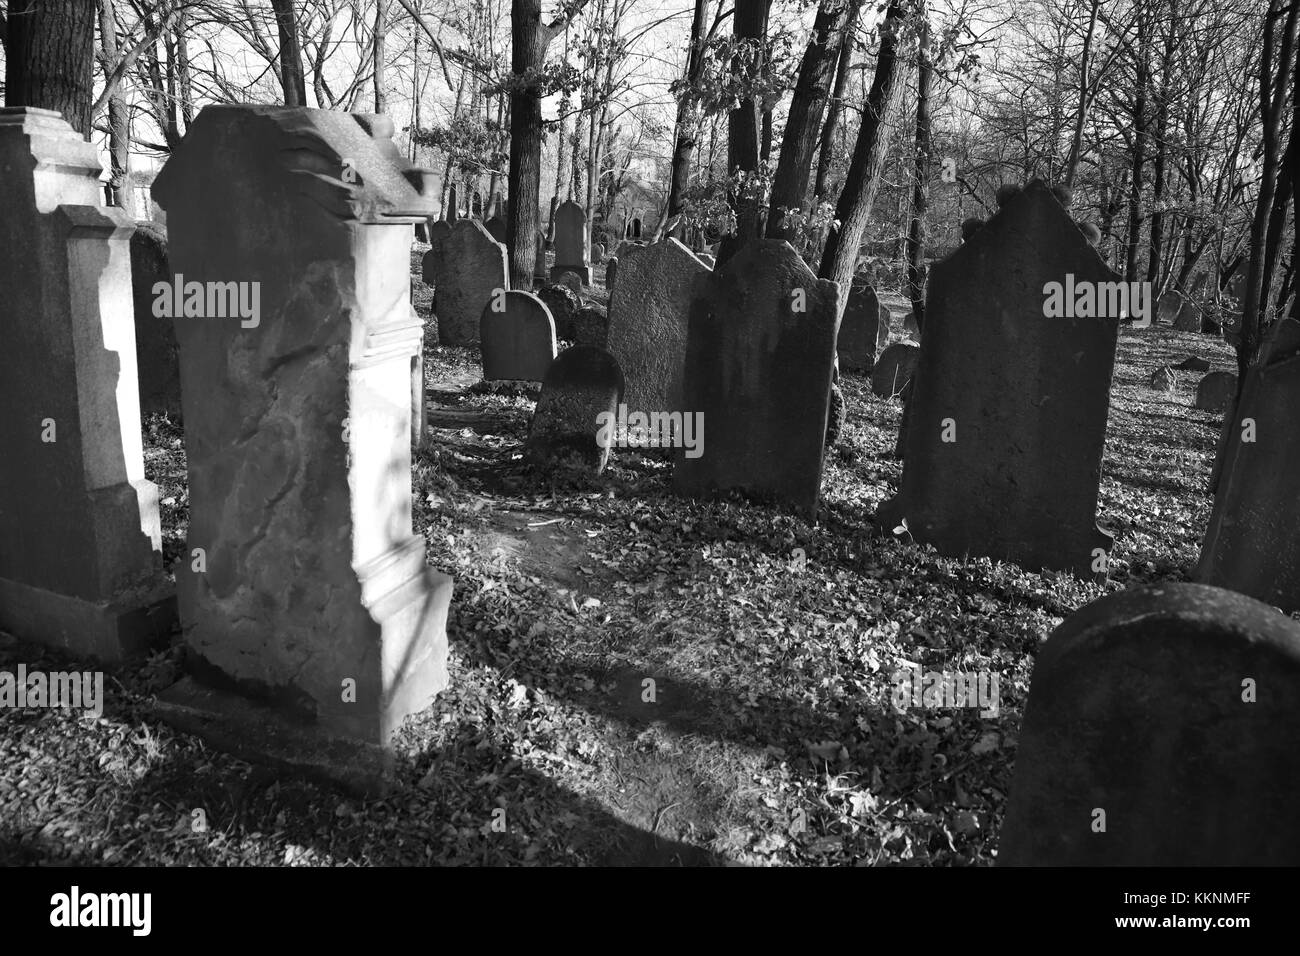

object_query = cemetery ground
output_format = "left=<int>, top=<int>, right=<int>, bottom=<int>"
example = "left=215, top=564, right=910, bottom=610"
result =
left=0, top=296, right=1234, bottom=867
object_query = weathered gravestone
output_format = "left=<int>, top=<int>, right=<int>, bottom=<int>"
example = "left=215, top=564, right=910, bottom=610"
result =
left=151, top=105, right=452, bottom=791
left=534, top=231, right=549, bottom=283
left=1174, top=355, right=1210, bottom=372
left=1195, top=370, right=1237, bottom=411
left=672, top=240, right=839, bottom=517
left=484, top=214, right=507, bottom=244
left=871, top=342, right=920, bottom=398
left=1000, top=583, right=1300, bottom=866
left=592, top=242, right=605, bottom=264
left=573, top=305, right=610, bottom=348
left=421, top=218, right=506, bottom=346
left=0, top=107, right=174, bottom=660
left=876, top=180, right=1119, bottom=577
left=837, top=283, right=890, bottom=373
left=903, top=310, right=920, bottom=341
left=696, top=253, right=716, bottom=269
left=552, top=199, right=590, bottom=284
left=480, top=290, right=557, bottom=382
left=537, top=283, right=580, bottom=340
left=1197, top=320, right=1300, bottom=612
left=526, top=346, right=625, bottom=474
left=605, top=256, right=618, bottom=291
left=556, top=270, right=583, bottom=296
left=130, top=219, right=183, bottom=416
left=1148, top=365, right=1177, bottom=392
left=607, top=239, right=710, bottom=422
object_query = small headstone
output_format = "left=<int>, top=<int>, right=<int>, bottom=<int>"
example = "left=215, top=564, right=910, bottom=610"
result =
left=480, top=290, right=557, bottom=382
left=421, top=218, right=507, bottom=346
left=551, top=199, right=589, bottom=284
left=607, top=239, right=710, bottom=423
left=1156, top=292, right=1182, bottom=326
left=573, top=305, right=609, bottom=348
left=526, top=345, right=625, bottom=474
left=484, top=214, right=507, bottom=244
left=556, top=270, right=583, bottom=296
left=592, top=242, right=605, bottom=263
left=673, top=239, right=839, bottom=517
left=876, top=179, right=1120, bottom=577
left=871, top=342, right=920, bottom=398
left=1001, top=583, right=1300, bottom=866
left=1149, top=365, right=1177, bottom=392
left=1198, top=324, right=1300, bottom=611
left=1195, top=370, right=1237, bottom=411
left=130, top=220, right=183, bottom=415
left=605, top=256, right=618, bottom=290
left=838, top=283, right=890, bottom=373
left=537, top=283, right=580, bottom=340
left=1174, top=355, right=1210, bottom=372
left=534, top=231, right=549, bottom=283
left=1173, top=293, right=1201, bottom=332
left=902, top=309, right=920, bottom=341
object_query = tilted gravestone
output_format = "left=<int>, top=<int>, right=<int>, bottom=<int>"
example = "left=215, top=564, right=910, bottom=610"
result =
left=551, top=200, right=590, bottom=284
left=421, top=218, right=506, bottom=346
left=877, top=180, right=1119, bottom=577
left=0, top=107, right=174, bottom=660
left=1197, top=320, right=1300, bottom=612
left=673, top=240, right=840, bottom=517
left=1001, top=583, right=1300, bottom=865
left=1195, top=370, right=1237, bottom=411
left=871, top=342, right=920, bottom=398
left=526, top=346, right=625, bottom=474
left=130, top=219, right=183, bottom=416
left=151, top=105, right=452, bottom=791
left=480, top=290, right=557, bottom=382
left=838, top=283, right=890, bottom=373
left=607, top=239, right=710, bottom=422
left=537, top=283, right=580, bottom=340
left=696, top=253, right=716, bottom=269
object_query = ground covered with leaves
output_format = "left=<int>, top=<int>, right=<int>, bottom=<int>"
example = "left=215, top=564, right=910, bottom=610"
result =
left=0, top=304, right=1237, bottom=866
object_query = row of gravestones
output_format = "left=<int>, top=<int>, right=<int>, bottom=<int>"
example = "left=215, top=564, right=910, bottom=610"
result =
left=0, top=105, right=452, bottom=794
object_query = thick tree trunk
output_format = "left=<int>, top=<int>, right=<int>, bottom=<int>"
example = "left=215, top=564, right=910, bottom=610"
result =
left=817, top=0, right=909, bottom=299
left=98, top=0, right=133, bottom=213
left=766, top=0, right=856, bottom=240
left=5, top=0, right=96, bottom=137
left=657, top=0, right=709, bottom=238
left=507, top=0, right=552, bottom=288
left=1124, top=19, right=1149, bottom=284
left=271, top=0, right=308, bottom=107
left=812, top=2, right=859, bottom=204
left=718, top=0, right=769, bottom=264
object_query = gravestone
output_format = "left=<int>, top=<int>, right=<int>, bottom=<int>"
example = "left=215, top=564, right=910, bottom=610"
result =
left=526, top=346, right=625, bottom=474
left=484, top=214, right=507, bottom=244
left=876, top=180, right=1119, bottom=577
left=673, top=239, right=839, bottom=517
left=903, top=310, right=920, bottom=341
left=151, top=105, right=451, bottom=790
left=696, top=253, right=715, bottom=269
left=573, top=305, right=610, bottom=348
left=1195, top=370, right=1237, bottom=411
left=0, top=107, right=174, bottom=661
left=1149, top=365, right=1177, bottom=392
left=1198, top=321, right=1300, bottom=612
left=480, top=290, right=557, bottom=382
left=838, top=283, right=890, bottom=373
left=130, top=219, right=183, bottom=415
left=538, top=283, right=580, bottom=340
left=1174, top=355, right=1210, bottom=372
left=551, top=200, right=590, bottom=284
left=592, top=242, right=605, bottom=264
left=871, top=342, right=920, bottom=398
left=556, top=270, right=583, bottom=296
left=607, top=239, right=710, bottom=421
left=421, top=218, right=507, bottom=346
left=605, top=256, right=618, bottom=291
left=534, top=231, right=549, bottom=282
left=1001, top=583, right=1300, bottom=866
left=1157, top=292, right=1182, bottom=327
left=446, top=184, right=459, bottom=220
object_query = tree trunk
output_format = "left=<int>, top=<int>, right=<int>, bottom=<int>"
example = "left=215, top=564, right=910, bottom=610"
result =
left=718, top=0, right=769, bottom=264
left=373, top=0, right=388, bottom=113
left=905, top=16, right=931, bottom=332
left=1124, top=18, right=1149, bottom=284
left=271, top=0, right=307, bottom=107
left=97, top=0, right=133, bottom=213
left=4, top=0, right=95, bottom=137
left=507, top=0, right=553, bottom=288
left=817, top=0, right=909, bottom=299
left=812, top=2, right=859, bottom=204
left=766, top=0, right=856, bottom=240
left=657, top=0, right=709, bottom=238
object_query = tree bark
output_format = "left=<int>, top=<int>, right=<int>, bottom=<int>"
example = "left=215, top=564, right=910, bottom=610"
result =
left=718, top=0, right=769, bottom=264
left=97, top=0, right=133, bottom=213
left=812, top=2, right=859, bottom=204
left=271, top=0, right=307, bottom=107
left=766, top=0, right=856, bottom=240
left=4, top=0, right=96, bottom=137
left=817, top=0, right=909, bottom=299
left=1124, top=16, right=1149, bottom=284
left=657, top=0, right=710, bottom=239
left=905, top=15, right=931, bottom=332
left=373, top=0, right=388, bottom=113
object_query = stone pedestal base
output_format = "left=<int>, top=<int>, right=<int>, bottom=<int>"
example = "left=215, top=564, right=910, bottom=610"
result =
left=0, top=575, right=175, bottom=661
